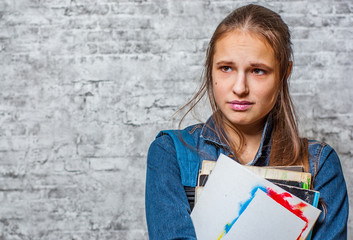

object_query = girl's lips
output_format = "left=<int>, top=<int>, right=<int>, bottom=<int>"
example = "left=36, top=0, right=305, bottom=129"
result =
left=228, top=100, right=254, bottom=111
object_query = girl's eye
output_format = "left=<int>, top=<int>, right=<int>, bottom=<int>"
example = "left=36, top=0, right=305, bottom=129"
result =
left=221, top=66, right=232, bottom=72
left=252, top=68, right=266, bottom=75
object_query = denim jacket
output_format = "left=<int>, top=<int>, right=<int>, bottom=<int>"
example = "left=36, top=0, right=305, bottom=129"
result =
left=145, top=117, right=349, bottom=240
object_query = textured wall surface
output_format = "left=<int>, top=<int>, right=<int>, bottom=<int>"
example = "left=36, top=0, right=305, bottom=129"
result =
left=0, top=0, right=352, bottom=239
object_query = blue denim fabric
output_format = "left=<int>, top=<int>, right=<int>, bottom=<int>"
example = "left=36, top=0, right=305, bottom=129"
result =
left=145, top=117, right=349, bottom=240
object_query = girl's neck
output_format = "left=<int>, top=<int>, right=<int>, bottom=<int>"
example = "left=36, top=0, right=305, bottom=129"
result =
left=224, top=118, right=266, bottom=164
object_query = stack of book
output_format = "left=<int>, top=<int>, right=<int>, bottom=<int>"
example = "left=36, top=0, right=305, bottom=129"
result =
left=190, top=154, right=321, bottom=240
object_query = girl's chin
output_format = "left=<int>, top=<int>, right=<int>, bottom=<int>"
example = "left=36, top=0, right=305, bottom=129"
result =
left=224, top=116, right=267, bottom=130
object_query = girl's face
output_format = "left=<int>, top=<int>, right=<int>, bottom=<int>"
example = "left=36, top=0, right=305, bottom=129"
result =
left=212, top=30, right=280, bottom=132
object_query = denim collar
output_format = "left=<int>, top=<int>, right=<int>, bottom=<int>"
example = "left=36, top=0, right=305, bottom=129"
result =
left=200, top=115, right=273, bottom=165
left=200, top=116, right=230, bottom=149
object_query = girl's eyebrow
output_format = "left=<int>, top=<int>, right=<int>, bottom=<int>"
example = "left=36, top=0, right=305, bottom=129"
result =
left=215, top=60, right=235, bottom=66
left=249, top=63, right=274, bottom=71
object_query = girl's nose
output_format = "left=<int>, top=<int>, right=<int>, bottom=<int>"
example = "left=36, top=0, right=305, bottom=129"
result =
left=232, top=72, right=249, bottom=97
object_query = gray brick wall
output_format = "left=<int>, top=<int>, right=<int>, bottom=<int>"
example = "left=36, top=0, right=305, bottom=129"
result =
left=0, top=0, right=352, bottom=239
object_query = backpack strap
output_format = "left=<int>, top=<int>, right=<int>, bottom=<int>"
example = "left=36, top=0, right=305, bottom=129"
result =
left=157, top=130, right=200, bottom=187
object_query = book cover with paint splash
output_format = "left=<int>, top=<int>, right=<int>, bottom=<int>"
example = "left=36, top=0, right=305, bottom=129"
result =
left=190, top=154, right=321, bottom=240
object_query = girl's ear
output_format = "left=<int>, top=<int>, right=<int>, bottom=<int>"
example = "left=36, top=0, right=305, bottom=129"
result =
left=286, top=61, right=293, bottom=80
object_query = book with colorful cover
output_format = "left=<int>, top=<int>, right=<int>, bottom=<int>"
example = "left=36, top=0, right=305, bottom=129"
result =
left=270, top=179, right=308, bottom=189
left=196, top=160, right=314, bottom=202
left=191, top=154, right=321, bottom=240
left=263, top=165, right=305, bottom=172
left=245, top=166, right=312, bottom=189
left=198, top=160, right=311, bottom=188
left=274, top=183, right=320, bottom=207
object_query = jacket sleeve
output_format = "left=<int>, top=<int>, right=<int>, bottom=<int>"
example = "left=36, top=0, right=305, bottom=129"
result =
left=145, top=134, right=197, bottom=240
left=311, top=144, right=349, bottom=240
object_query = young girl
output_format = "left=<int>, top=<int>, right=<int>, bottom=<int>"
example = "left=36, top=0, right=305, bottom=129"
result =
left=145, top=4, right=348, bottom=240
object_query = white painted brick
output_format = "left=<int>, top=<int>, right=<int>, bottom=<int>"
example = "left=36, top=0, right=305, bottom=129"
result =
left=89, top=157, right=129, bottom=171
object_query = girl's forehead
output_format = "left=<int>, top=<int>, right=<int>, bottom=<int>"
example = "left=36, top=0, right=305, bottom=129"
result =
left=213, top=30, right=276, bottom=63
left=216, top=29, right=273, bottom=53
